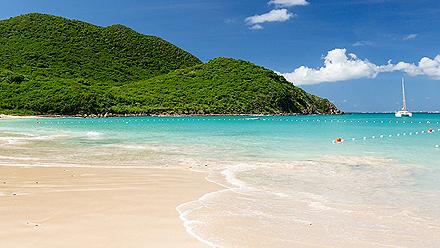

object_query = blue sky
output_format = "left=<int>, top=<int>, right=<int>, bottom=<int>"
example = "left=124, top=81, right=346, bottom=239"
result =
left=1, top=0, right=439, bottom=112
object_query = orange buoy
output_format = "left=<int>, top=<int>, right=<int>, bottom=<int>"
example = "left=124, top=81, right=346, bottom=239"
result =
left=428, top=128, right=433, bottom=133
left=335, top=137, right=344, bottom=144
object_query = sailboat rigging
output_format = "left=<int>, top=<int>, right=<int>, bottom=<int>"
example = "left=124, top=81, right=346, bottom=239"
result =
left=395, top=77, right=413, bottom=118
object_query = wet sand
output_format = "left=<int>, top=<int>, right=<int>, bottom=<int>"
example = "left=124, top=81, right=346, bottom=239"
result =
left=0, top=166, right=219, bottom=248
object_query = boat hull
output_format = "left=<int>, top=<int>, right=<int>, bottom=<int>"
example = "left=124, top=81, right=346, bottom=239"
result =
left=395, top=111, right=413, bottom=118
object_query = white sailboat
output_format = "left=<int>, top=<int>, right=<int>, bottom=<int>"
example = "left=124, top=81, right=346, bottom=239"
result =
left=395, top=77, right=412, bottom=118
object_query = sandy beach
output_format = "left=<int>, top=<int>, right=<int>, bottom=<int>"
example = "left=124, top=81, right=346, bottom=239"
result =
left=0, top=114, right=40, bottom=120
left=0, top=165, right=219, bottom=248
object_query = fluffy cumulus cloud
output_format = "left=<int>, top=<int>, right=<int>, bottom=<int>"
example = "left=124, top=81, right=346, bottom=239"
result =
left=245, top=9, right=293, bottom=29
left=281, top=49, right=383, bottom=85
left=279, top=48, right=440, bottom=85
left=393, top=55, right=440, bottom=79
left=269, top=0, right=309, bottom=7
left=245, top=0, right=308, bottom=30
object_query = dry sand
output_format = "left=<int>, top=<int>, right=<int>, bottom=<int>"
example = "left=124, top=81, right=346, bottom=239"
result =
left=0, top=166, right=219, bottom=248
left=0, top=114, right=39, bottom=120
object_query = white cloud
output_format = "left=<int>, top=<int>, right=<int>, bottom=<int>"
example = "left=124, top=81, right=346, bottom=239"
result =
left=250, top=24, right=264, bottom=30
left=245, top=9, right=294, bottom=27
left=245, top=0, right=308, bottom=30
left=281, top=48, right=383, bottom=85
left=352, top=40, right=373, bottom=47
left=279, top=48, right=440, bottom=85
left=403, top=33, right=418, bottom=40
left=392, top=55, right=440, bottom=79
left=269, top=0, right=309, bottom=7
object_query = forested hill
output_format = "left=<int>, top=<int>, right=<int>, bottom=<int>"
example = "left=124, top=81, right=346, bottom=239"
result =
left=0, top=13, right=202, bottom=83
left=0, top=13, right=340, bottom=116
left=115, top=58, right=339, bottom=115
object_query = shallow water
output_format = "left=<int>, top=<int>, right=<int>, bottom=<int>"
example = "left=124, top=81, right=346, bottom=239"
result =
left=1, top=114, right=440, bottom=247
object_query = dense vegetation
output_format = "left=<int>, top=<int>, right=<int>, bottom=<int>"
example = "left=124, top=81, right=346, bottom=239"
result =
left=114, top=58, right=338, bottom=115
left=0, top=13, right=339, bottom=116
left=0, top=13, right=201, bottom=83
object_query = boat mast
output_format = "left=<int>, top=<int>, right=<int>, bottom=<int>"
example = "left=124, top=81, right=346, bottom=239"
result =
left=401, top=77, right=407, bottom=111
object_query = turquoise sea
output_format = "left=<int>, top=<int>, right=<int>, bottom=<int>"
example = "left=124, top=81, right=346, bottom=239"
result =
left=1, top=114, right=440, bottom=247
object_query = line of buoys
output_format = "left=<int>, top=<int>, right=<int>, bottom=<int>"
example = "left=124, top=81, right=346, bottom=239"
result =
left=35, top=117, right=440, bottom=128
left=334, top=128, right=439, bottom=144
left=37, top=119, right=440, bottom=124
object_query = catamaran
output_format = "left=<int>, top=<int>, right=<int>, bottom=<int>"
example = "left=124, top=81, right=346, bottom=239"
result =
left=395, top=77, right=412, bottom=118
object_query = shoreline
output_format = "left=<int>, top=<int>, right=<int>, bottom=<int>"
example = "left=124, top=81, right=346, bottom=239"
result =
left=3, top=112, right=440, bottom=120
left=0, top=114, right=44, bottom=120
left=0, top=112, right=344, bottom=120
left=0, top=165, right=221, bottom=248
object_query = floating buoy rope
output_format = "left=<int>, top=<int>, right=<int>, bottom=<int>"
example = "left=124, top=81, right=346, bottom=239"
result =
left=35, top=117, right=440, bottom=126
left=334, top=128, right=439, bottom=144
left=33, top=117, right=440, bottom=146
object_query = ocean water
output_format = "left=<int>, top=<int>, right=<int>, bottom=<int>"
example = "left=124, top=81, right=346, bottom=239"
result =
left=1, top=114, right=440, bottom=247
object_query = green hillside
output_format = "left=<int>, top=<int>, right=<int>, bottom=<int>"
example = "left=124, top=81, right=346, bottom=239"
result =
left=0, top=13, right=201, bottom=83
left=0, top=59, right=339, bottom=115
left=0, top=13, right=340, bottom=116
left=114, top=58, right=339, bottom=115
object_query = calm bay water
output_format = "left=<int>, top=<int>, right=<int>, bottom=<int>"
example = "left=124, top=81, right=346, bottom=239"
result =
left=1, top=114, right=440, bottom=247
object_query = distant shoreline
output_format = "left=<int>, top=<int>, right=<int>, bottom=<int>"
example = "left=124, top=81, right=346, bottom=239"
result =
left=2, top=112, right=440, bottom=120
left=0, top=114, right=42, bottom=120
left=1, top=112, right=342, bottom=119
